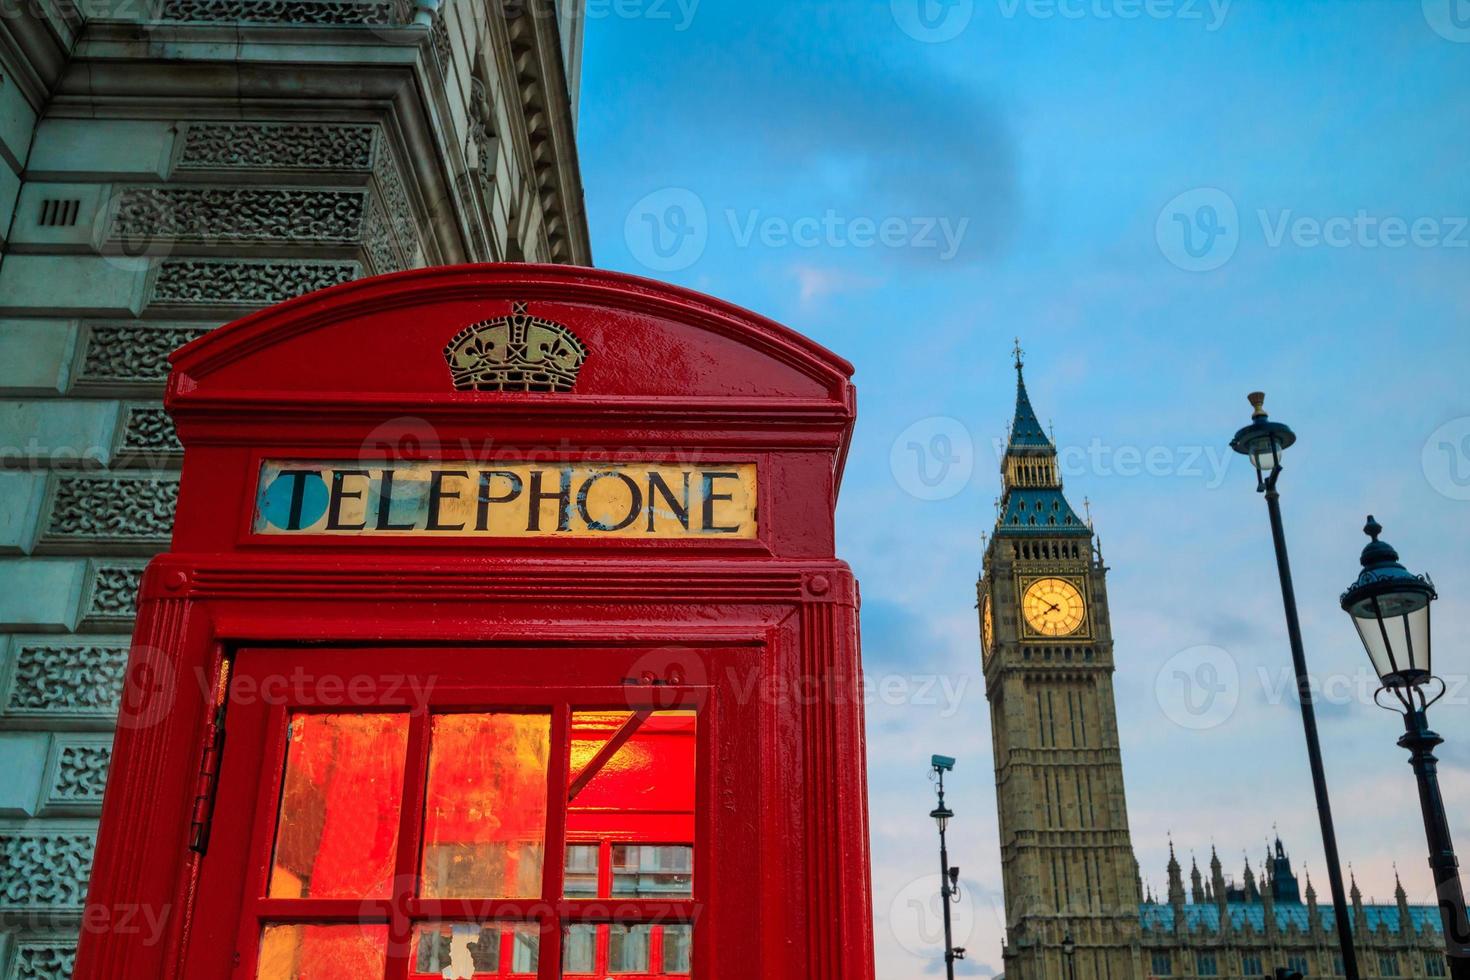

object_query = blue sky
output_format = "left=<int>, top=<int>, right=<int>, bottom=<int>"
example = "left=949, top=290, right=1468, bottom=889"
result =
left=576, top=2, right=1470, bottom=975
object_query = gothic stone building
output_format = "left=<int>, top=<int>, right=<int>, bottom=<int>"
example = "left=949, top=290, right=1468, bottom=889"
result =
left=978, top=357, right=1446, bottom=980
left=0, top=0, right=590, bottom=973
left=1138, top=839, right=1449, bottom=980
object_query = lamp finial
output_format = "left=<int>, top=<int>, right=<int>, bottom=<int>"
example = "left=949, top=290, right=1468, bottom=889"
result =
left=1364, top=515, right=1382, bottom=541
left=1247, top=391, right=1267, bottom=418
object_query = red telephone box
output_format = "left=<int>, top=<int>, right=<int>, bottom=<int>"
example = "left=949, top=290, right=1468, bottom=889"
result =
left=75, top=265, right=875, bottom=980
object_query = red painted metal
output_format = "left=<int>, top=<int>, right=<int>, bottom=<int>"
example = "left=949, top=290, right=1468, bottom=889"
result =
left=74, top=264, right=874, bottom=980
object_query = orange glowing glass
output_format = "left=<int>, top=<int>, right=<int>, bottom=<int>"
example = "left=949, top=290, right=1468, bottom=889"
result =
left=268, top=713, right=409, bottom=900
left=420, top=713, right=551, bottom=899
left=256, top=923, right=388, bottom=979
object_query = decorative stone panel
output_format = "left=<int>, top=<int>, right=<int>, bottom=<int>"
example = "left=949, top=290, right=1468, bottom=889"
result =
left=40, top=737, right=112, bottom=815
left=159, top=0, right=408, bottom=24
left=0, top=832, right=94, bottom=911
left=114, top=405, right=181, bottom=466
left=178, top=122, right=377, bottom=171
left=360, top=198, right=403, bottom=275
left=150, top=259, right=359, bottom=308
left=373, top=143, right=422, bottom=265
left=8, top=939, right=78, bottom=980
left=36, top=474, right=177, bottom=554
left=1, top=638, right=129, bottom=725
left=78, top=564, right=147, bottom=632
left=73, top=322, right=211, bottom=394
left=110, top=186, right=367, bottom=247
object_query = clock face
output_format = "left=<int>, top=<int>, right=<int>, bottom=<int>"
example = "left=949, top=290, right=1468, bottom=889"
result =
left=981, top=594, right=994, bottom=656
left=1022, top=577, right=1086, bottom=637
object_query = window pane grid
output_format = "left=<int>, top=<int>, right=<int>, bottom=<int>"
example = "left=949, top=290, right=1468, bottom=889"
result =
left=250, top=702, right=697, bottom=980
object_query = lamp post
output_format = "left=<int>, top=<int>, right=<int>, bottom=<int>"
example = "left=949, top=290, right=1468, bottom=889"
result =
left=1340, top=516, right=1470, bottom=979
left=1062, top=932, right=1077, bottom=980
left=1230, top=392, right=1360, bottom=980
left=930, top=754, right=965, bottom=980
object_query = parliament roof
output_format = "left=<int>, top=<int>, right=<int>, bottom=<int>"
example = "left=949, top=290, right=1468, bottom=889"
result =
left=1139, top=901, right=1444, bottom=936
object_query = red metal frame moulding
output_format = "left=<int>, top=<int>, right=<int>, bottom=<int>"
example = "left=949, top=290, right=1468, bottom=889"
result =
left=74, top=264, right=876, bottom=980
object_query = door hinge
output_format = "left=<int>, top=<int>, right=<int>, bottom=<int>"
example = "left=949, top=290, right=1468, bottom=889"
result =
left=189, top=658, right=232, bottom=855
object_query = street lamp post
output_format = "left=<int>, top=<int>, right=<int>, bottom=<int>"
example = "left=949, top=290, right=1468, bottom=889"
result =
left=1340, top=516, right=1470, bottom=980
left=1230, top=392, right=1360, bottom=980
left=1062, top=932, right=1077, bottom=980
left=930, top=754, right=965, bottom=980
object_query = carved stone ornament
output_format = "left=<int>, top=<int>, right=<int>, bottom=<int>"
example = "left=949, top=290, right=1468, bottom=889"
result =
left=442, top=301, right=587, bottom=392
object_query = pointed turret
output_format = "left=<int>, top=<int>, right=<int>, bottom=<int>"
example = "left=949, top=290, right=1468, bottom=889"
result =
left=1167, top=840, right=1187, bottom=934
left=1395, top=868, right=1413, bottom=937
left=1243, top=857, right=1259, bottom=902
left=1191, top=855, right=1205, bottom=905
left=1350, top=869, right=1369, bottom=935
left=1305, top=868, right=1323, bottom=939
left=1211, top=846, right=1229, bottom=932
left=996, top=343, right=1089, bottom=535
left=1261, top=850, right=1278, bottom=939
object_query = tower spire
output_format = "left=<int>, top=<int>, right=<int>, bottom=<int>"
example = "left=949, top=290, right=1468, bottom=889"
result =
left=996, top=347, right=1088, bottom=534
left=1007, top=345, right=1051, bottom=452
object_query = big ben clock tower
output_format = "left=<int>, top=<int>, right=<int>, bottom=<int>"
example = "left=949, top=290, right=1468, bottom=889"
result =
left=978, top=346, right=1143, bottom=980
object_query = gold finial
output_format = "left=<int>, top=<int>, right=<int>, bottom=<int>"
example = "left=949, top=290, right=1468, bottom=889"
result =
left=1013, top=337, right=1024, bottom=370
left=1247, top=391, right=1267, bottom=418
left=1083, top=496, right=1093, bottom=528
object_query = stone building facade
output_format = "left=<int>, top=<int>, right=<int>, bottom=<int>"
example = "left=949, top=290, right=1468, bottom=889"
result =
left=1138, top=839, right=1447, bottom=980
left=979, top=355, right=1448, bottom=980
left=0, top=0, right=590, bottom=973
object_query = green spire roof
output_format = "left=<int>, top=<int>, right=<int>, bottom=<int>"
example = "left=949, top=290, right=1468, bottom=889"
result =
left=996, top=341, right=1090, bottom=537
left=1008, top=350, right=1052, bottom=450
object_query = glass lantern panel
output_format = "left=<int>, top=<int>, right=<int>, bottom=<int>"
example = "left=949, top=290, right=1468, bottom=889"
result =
left=1353, top=614, right=1398, bottom=680
left=1403, top=602, right=1431, bottom=677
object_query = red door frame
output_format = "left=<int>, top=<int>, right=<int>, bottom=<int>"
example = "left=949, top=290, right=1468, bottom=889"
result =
left=74, top=264, right=875, bottom=980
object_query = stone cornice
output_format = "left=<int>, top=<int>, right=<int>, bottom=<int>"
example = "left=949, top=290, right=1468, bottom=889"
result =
left=0, top=0, right=76, bottom=113
left=506, top=0, right=591, bottom=264
left=45, top=18, right=587, bottom=265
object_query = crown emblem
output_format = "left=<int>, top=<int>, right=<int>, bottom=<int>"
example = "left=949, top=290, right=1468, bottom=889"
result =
left=443, top=302, right=588, bottom=392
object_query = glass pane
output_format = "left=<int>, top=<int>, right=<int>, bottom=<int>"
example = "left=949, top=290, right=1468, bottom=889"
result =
left=268, top=713, right=409, bottom=899
left=509, top=927, right=539, bottom=974
left=413, top=923, right=499, bottom=975
left=421, top=713, right=550, bottom=899
left=611, top=844, right=693, bottom=898
left=409, top=922, right=539, bottom=978
left=563, top=924, right=597, bottom=973
left=607, top=924, right=651, bottom=973
left=567, top=711, right=696, bottom=897
left=564, top=844, right=600, bottom=896
left=662, top=924, right=693, bottom=975
left=257, top=923, right=388, bottom=979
